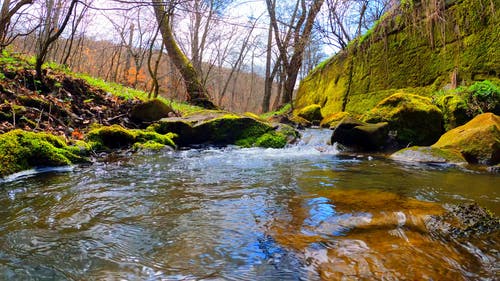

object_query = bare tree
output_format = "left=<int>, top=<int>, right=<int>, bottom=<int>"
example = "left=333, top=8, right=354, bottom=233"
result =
left=0, top=0, right=35, bottom=51
left=152, top=0, right=216, bottom=109
left=35, top=0, right=79, bottom=80
left=266, top=0, right=326, bottom=106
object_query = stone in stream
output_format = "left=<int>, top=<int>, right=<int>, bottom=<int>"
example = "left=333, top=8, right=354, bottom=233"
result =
left=390, top=146, right=467, bottom=165
left=361, top=93, right=444, bottom=146
left=330, top=116, right=391, bottom=151
left=431, top=113, right=500, bottom=165
left=148, top=110, right=298, bottom=148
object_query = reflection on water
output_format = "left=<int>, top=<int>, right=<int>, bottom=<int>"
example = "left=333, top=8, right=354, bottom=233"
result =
left=0, top=129, right=498, bottom=280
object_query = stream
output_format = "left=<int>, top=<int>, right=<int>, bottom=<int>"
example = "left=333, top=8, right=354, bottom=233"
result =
left=0, top=129, right=498, bottom=280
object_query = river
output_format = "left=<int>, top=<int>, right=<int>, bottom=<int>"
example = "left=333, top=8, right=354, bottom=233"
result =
left=0, top=129, right=498, bottom=280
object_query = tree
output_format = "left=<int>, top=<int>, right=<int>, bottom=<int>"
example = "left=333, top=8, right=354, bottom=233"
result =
left=151, top=0, right=216, bottom=109
left=35, top=0, right=79, bottom=80
left=0, top=0, right=35, bottom=51
left=266, top=0, right=326, bottom=106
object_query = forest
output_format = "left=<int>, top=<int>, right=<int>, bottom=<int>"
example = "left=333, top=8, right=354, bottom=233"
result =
left=1, top=0, right=392, bottom=112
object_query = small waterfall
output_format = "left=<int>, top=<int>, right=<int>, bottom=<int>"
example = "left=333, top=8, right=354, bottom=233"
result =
left=290, top=128, right=338, bottom=155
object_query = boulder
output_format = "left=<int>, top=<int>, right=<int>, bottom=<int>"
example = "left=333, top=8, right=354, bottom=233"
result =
left=149, top=110, right=288, bottom=148
left=296, top=104, right=322, bottom=124
left=130, top=99, right=174, bottom=123
left=362, top=93, right=443, bottom=146
left=432, top=113, right=500, bottom=165
left=331, top=117, right=390, bottom=151
left=391, top=146, right=466, bottom=165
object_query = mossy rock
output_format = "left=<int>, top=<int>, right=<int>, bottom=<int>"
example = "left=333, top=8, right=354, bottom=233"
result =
left=432, top=113, right=500, bottom=165
left=362, top=93, right=444, bottom=146
left=391, top=146, right=466, bottom=165
left=130, top=99, right=173, bottom=123
left=331, top=117, right=390, bottom=151
left=149, top=111, right=274, bottom=147
left=289, top=115, right=312, bottom=128
left=320, top=111, right=352, bottom=128
left=434, top=94, right=470, bottom=131
left=296, top=104, right=322, bottom=124
left=87, top=124, right=176, bottom=151
left=0, top=130, right=88, bottom=178
left=254, top=132, right=288, bottom=148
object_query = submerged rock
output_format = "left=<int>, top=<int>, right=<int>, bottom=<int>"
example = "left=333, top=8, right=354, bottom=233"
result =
left=331, top=116, right=390, bottom=151
left=0, top=129, right=88, bottom=178
left=149, top=110, right=295, bottom=148
left=431, top=113, right=500, bottom=165
left=426, top=203, right=500, bottom=238
left=362, top=93, right=443, bottom=146
left=391, top=146, right=466, bottom=165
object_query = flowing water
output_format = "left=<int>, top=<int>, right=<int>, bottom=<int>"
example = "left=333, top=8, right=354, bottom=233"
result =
left=0, top=129, right=498, bottom=280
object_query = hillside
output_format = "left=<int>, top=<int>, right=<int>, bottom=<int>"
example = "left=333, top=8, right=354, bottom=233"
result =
left=295, top=0, right=499, bottom=116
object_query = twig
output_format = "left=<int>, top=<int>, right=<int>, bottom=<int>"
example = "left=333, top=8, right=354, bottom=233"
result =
left=35, top=108, right=44, bottom=130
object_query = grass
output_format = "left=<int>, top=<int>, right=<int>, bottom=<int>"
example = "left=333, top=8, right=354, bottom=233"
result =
left=260, top=103, right=291, bottom=119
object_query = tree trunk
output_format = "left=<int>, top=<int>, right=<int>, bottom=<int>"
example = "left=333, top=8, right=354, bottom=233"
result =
left=152, top=0, right=216, bottom=109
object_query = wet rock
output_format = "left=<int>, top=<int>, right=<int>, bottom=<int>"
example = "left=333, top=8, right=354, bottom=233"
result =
left=130, top=99, right=174, bottom=124
left=432, top=113, right=500, bottom=165
left=331, top=116, right=390, bottom=151
left=426, top=203, right=500, bottom=238
left=362, top=93, right=444, bottom=146
left=391, top=146, right=466, bottom=165
left=149, top=110, right=285, bottom=148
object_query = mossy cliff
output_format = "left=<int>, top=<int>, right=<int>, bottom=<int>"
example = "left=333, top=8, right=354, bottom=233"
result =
left=295, top=0, right=499, bottom=117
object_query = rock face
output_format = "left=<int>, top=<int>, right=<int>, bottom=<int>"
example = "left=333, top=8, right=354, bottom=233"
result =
left=149, top=110, right=294, bottom=148
left=331, top=116, right=390, bottom=151
left=294, top=0, right=499, bottom=117
left=362, top=93, right=443, bottom=146
left=130, top=99, right=174, bottom=124
left=432, top=113, right=500, bottom=165
left=391, top=146, right=466, bottom=165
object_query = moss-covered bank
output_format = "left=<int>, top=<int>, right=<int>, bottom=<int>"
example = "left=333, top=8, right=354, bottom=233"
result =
left=295, top=0, right=499, bottom=117
left=0, top=130, right=88, bottom=178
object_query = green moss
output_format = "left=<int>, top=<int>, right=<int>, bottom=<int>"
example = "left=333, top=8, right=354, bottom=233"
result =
left=87, top=125, right=176, bottom=151
left=432, top=113, right=500, bottom=165
left=433, top=93, right=470, bottom=130
left=296, top=104, right=323, bottom=123
left=0, top=130, right=88, bottom=178
left=254, top=132, right=288, bottom=148
left=133, top=140, right=166, bottom=151
left=362, top=93, right=443, bottom=145
left=294, top=0, right=499, bottom=118
left=320, top=111, right=352, bottom=128
left=391, top=146, right=466, bottom=164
